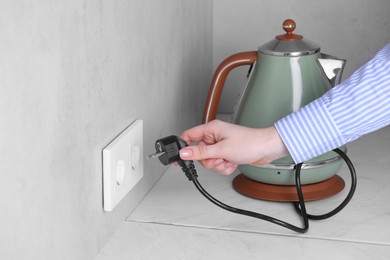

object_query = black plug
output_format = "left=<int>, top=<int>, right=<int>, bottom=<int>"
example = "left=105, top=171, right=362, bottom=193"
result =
left=148, top=135, right=198, bottom=180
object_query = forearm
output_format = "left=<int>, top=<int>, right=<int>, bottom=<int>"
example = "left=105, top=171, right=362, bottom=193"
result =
left=275, top=43, right=390, bottom=163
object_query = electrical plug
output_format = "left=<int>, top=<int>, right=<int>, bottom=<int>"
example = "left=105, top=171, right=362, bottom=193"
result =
left=147, top=135, right=197, bottom=180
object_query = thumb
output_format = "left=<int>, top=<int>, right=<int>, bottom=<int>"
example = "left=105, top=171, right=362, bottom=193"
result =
left=179, top=143, right=220, bottom=161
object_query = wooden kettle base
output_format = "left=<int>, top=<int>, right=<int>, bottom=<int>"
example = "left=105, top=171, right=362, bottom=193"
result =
left=232, top=174, right=345, bottom=202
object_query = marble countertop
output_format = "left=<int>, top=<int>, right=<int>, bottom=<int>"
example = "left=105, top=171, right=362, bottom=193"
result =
left=96, top=126, right=390, bottom=259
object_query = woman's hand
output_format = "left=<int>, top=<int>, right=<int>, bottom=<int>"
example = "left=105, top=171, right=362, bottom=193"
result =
left=179, top=120, right=289, bottom=175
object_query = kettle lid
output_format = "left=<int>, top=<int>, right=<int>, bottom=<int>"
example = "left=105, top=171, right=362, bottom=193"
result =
left=258, top=19, right=320, bottom=57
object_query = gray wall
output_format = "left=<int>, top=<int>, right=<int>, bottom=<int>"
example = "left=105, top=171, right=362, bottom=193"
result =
left=0, top=0, right=212, bottom=259
left=3, top=0, right=389, bottom=259
left=213, top=0, right=390, bottom=113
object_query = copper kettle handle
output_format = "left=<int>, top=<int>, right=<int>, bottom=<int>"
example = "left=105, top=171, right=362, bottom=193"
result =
left=202, top=51, right=258, bottom=124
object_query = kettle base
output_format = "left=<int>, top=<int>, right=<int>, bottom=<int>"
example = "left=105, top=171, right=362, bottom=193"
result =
left=232, top=174, right=345, bottom=202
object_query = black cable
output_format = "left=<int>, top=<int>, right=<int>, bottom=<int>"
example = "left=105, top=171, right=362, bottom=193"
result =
left=185, top=163, right=309, bottom=233
left=294, top=148, right=357, bottom=220
left=184, top=148, right=356, bottom=233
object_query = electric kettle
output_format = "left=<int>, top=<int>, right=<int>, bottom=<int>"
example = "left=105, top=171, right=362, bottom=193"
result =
left=203, top=19, right=346, bottom=186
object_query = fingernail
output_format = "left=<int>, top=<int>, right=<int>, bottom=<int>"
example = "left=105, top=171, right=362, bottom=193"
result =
left=180, top=149, right=193, bottom=158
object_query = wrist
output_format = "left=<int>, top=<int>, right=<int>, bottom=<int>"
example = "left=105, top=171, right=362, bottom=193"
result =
left=248, top=126, right=290, bottom=166
left=263, top=126, right=290, bottom=162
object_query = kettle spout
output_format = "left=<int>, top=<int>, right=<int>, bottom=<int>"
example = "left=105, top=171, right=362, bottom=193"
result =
left=316, top=54, right=346, bottom=88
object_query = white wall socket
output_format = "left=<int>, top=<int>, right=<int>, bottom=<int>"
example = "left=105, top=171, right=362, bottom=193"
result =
left=103, top=120, right=144, bottom=211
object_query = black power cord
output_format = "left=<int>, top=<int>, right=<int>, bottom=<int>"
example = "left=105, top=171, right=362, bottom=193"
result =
left=294, top=148, right=357, bottom=220
left=148, top=135, right=357, bottom=233
left=189, top=162, right=309, bottom=233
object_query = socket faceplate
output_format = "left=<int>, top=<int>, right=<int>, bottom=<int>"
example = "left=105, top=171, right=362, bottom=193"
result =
left=103, top=120, right=144, bottom=211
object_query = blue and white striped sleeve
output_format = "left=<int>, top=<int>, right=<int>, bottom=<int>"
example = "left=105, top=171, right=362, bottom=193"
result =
left=275, top=43, right=390, bottom=163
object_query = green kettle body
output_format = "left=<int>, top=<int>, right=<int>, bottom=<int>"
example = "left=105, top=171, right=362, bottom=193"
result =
left=234, top=53, right=345, bottom=185
left=202, top=19, right=346, bottom=186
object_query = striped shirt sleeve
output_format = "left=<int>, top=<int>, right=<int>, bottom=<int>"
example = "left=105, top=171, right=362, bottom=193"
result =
left=275, top=43, right=390, bottom=163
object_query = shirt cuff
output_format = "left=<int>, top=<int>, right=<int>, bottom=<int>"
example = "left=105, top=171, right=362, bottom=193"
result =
left=274, top=98, right=345, bottom=163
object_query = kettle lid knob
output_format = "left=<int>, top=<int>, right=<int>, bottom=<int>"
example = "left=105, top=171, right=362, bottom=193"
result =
left=258, top=19, right=320, bottom=56
left=276, top=19, right=303, bottom=41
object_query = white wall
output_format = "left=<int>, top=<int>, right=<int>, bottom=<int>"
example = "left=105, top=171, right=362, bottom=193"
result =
left=0, top=0, right=212, bottom=259
left=213, top=0, right=390, bottom=113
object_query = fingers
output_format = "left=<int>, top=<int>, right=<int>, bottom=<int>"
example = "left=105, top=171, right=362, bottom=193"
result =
left=199, top=158, right=238, bottom=175
left=212, top=160, right=238, bottom=175
left=180, top=120, right=223, bottom=145
left=175, top=156, right=237, bottom=175
left=179, top=145, right=238, bottom=175
left=180, top=142, right=220, bottom=161
left=180, top=124, right=209, bottom=144
left=179, top=120, right=238, bottom=175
